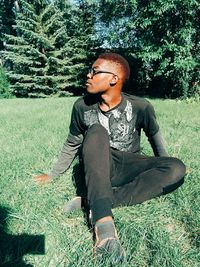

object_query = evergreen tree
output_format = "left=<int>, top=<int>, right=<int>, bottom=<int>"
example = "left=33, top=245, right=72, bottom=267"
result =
left=0, top=2, right=4, bottom=50
left=0, top=66, right=11, bottom=98
left=2, top=0, right=89, bottom=97
left=0, top=0, right=16, bottom=50
left=55, top=0, right=101, bottom=95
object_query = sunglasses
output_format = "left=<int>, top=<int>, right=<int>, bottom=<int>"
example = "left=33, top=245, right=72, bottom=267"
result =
left=88, top=67, right=117, bottom=78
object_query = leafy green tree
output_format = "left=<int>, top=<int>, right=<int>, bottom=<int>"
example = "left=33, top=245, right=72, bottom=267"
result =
left=96, top=0, right=200, bottom=98
left=134, top=0, right=200, bottom=98
left=2, top=0, right=199, bottom=98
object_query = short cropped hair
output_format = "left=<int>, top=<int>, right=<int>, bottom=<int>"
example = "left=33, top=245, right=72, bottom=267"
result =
left=98, top=52, right=130, bottom=82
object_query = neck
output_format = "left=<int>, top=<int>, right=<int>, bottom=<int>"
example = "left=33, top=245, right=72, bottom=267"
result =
left=99, top=91, right=122, bottom=112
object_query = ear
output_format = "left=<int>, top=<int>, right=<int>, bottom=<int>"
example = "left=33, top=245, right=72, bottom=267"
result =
left=110, top=75, right=119, bottom=86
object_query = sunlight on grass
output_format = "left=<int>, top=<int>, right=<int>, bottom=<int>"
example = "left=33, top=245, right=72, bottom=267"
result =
left=0, top=97, right=199, bottom=266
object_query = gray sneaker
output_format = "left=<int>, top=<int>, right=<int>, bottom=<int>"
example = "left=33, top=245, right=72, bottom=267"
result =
left=63, top=197, right=92, bottom=229
left=94, top=222, right=126, bottom=265
left=63, top=197, right=82, bottom=212
left=94, top=237, right=126, bottom=265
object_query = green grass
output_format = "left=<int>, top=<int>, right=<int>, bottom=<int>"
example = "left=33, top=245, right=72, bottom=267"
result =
left=0, top=97, right=199, bottom=267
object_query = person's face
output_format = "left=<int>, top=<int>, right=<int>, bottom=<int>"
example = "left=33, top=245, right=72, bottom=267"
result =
left=86, top=59, right=118, bottom=94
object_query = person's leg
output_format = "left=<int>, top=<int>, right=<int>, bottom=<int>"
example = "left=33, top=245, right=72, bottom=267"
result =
left=72, top=161, right=87, bottom=198
left=81, top=124, right=125, bottom=263
left=66, top=146, right=186, bottom=213
left=82, top=124, right=115, bottom=223
left=111, top=153, right=186, bottom=208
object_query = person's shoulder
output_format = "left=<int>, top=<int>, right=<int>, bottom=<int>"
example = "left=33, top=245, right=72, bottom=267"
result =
left=73, top=94, right=99, bottom=109
left=73, top=96, right=85, bottom=107
left=123, top=93, right=151, bottom=109
left=71, top=97, right=83, bottom=113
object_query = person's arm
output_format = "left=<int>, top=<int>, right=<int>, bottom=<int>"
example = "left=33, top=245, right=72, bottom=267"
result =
left=148, top=130, right=168, bottom=157
left=142, top=101, right=169, bottom=157
left=48, top=132, right=83, bottom=179
left=34, top=133, right=83, bottom=183
left=35, top=99, right=84, bottom=183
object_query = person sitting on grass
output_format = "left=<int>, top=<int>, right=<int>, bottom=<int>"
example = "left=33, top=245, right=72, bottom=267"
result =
left=35, top=52, right=186, bottom=264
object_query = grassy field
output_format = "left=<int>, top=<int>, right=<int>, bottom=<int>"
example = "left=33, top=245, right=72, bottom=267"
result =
left=0, top=97, right=199, bottom=267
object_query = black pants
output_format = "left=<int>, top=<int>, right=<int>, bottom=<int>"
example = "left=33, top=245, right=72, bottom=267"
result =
left=73, top=124, right=186, bottom=223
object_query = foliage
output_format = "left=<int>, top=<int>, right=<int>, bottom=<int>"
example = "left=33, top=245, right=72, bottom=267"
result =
left=0, top=0, right=16, bottom=50
left=1, top=0, right=74, bottom=97
left=55, top=0, right=101, bottom=95
left=97, top=0, right=200, bottom=98
left=0, top=66, right=12, bottom=98
left=0, top=0, right=199, bottom=98
left=136, top=0, right=200, bottom=98
left=1, top=0, right=98, bottom=97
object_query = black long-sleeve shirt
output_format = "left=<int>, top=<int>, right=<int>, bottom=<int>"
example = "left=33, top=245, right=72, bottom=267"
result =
left=49, top=93, right=168, bottom=179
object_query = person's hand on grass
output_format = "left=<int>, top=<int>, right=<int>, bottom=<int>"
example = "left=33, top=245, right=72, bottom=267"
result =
left=34, top=173, right=52, bottom=184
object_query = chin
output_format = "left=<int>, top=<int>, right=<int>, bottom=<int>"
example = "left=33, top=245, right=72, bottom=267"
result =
left=87, top=90, right=98, bottom=95
left=86, top=87, right=97, bottom=94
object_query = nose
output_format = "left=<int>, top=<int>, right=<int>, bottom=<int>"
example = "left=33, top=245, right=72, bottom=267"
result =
left=87, top=72, right=92, bottom=79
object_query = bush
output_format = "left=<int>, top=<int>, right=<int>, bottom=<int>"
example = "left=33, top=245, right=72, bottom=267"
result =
left=0, top=67, right=12, bottom=98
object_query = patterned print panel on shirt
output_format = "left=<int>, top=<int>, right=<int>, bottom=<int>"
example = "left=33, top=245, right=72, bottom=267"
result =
left=108, top=100, right=136, bottom=151
left=84, top=109, right=99, bottom=127
left=83, top=100, right=136, bottom=151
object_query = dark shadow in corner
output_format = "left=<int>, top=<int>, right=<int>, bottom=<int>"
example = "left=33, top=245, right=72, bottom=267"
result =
left=0, top=206, right=45, bottom=267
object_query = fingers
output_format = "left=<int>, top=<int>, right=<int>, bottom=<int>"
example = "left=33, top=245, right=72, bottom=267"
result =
left=34, top=173, right=52, bottom=184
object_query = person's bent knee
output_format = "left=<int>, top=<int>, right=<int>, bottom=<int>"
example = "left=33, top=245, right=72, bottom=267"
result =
left=86, top=124, right=108, bottom=136
left=170, top=157, right=186, bottom=182
left=83, top=124, right=108, bottom=144
left=163, top=157, right=186, bottom=194
left=174, top=158, right=186, bottom=178
left=82, top=124, right=109, bottom=157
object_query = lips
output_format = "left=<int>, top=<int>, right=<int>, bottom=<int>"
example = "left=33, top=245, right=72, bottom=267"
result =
left=86, top=81, right=91, bottom=86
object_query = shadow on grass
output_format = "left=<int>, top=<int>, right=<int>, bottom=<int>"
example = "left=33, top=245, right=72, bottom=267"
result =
left=0, top=206, right=45, bottom=266
left=181, top=214, right=200, bottom=249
